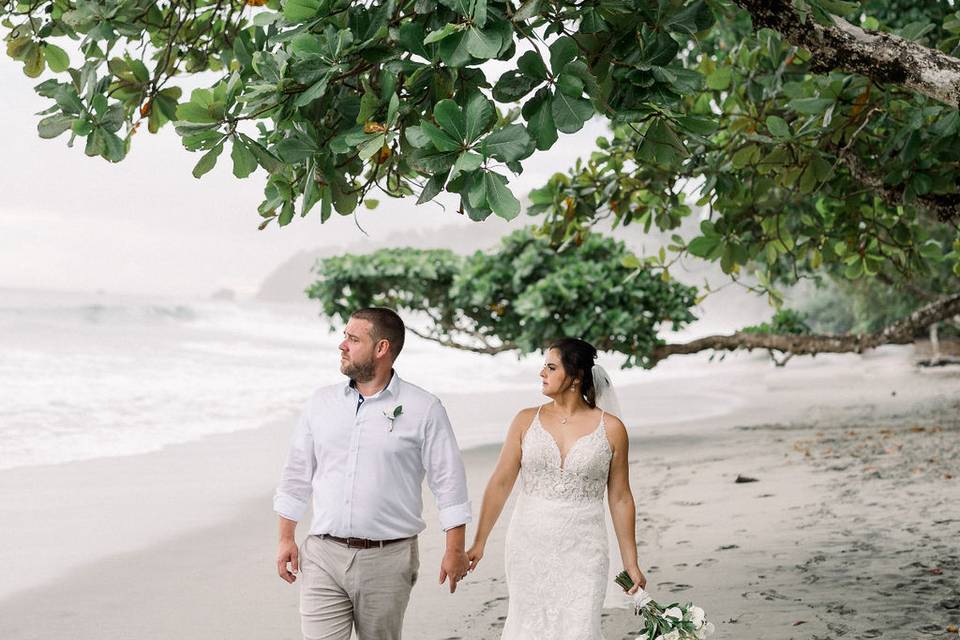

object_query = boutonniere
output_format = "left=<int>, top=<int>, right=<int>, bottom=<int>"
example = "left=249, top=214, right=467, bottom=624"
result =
left=383, top=404, right=403, bottom=431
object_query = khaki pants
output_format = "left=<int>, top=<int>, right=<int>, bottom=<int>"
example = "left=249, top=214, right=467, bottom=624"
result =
left=298, top=535, right=419, bottom=640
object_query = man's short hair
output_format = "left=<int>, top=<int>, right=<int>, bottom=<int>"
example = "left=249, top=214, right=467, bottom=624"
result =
left=351, top=307, right=405, bottom=360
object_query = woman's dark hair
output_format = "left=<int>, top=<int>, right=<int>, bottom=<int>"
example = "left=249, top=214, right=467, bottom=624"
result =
left=547, top=338, right=598, bottom=408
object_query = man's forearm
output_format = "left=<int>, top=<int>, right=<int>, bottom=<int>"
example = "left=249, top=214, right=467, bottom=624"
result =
left=444, top=524, right=466, bottom=552
left=279, top=515, right=298, bottom=542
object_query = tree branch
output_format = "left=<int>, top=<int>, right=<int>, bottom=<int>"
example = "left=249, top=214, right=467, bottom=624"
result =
left=405, top=326, right=517, bottom=355
left=650, top=292, right=960, bottom=363
left=840, top=153, right=960, bottom=224
left=735, top=0, right=960, bottom=109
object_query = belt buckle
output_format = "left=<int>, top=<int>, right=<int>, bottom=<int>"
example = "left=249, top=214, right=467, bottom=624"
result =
left=346, top=537, right=367, bottom=549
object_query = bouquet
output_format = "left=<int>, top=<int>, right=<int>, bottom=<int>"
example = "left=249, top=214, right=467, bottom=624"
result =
left=615, top=571, right=716, bottom=640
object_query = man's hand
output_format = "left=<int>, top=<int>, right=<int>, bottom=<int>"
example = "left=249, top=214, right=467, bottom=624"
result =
left=438, top=548, right=470, bottom=593
left=277, top=538, right=299, bottom=584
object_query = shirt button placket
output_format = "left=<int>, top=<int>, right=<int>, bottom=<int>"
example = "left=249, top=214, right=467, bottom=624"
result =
left=345, top=401, right=362, bottom=534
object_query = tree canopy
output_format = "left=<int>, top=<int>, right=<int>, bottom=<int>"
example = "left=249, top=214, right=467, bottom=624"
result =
left=4, top=0, right=959, bottom=365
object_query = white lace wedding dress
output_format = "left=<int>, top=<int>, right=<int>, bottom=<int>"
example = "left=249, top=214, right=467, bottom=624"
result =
left=502, top=406, right=613, bottom=640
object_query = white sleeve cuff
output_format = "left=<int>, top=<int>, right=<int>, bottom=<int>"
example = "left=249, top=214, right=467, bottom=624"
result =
left=273, top=493, right=308, bottom=522
left=438, top=501, right=472, bottom=531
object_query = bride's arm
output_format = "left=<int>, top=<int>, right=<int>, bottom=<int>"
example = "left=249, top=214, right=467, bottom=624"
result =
left=606, top=416, right=647, bottom=592
left=465, top=408, right=531, bottom=571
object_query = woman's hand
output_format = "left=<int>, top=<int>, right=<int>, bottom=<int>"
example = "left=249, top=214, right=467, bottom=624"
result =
left=625, top=564, right=647, bottom=594
left=466, top=542, right=485, bottom=572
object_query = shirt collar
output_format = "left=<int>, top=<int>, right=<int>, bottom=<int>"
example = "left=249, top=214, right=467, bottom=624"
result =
left=343, top=369, right=400, bottom=400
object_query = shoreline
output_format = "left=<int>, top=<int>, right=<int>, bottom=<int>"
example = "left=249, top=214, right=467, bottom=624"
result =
left=1, top=347, right=957, bottom=639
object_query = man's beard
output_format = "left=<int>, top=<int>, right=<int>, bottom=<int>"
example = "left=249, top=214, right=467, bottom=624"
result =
left=341, top=356, right=375, bottom=382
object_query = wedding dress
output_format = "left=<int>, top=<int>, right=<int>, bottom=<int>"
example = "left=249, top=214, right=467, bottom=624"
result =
left=502, top=406, right=613, bottom=640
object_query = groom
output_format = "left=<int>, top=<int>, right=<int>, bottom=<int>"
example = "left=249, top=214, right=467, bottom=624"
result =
left=274, top=307, right=472, bottom=640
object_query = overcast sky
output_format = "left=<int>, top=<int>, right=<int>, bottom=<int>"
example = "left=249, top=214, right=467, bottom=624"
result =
left=0, top=55, right=608, bottom=298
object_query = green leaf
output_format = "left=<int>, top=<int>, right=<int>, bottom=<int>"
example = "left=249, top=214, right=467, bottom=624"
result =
left=549, top=36, right=578, bottom=74
left=483, top=171, right=521, bottom=220
left=284, top=0, right=324, bottom=22
left=556, top=73, right=584, bottom=97
left=438, top=31, right=472, bottom=67
left=37, top=114, right=74, bottom=139
left=464, top=91, right=495, bottom=143
left=687, top=236, right=720, bottom=258
left=295, top=77, right=330, bottom=107
left=424, top=23, right=461, bottom=44
left=434, top=99, right=466, bottom=141
left=705, top=66, right=731, bottom=91
left=464, top=26, right=502, bottom=59
left=275, top=134, right=319, bottom=163
left=44, top=44, right=70, bottom=72
left=192, top=142, right=224, bottom=179
left=551, top=90, right=593, bottom=134
left=765, top=115, right=791, bottom=139
left=493, top=70, right=541, bottom=102
left=523, top=88, right=558, bottom=150
left=637, top=118, right=688, bottom=165
left=405, top=126, right=432, bottom=148
left=512, top=0, right=540, bottom=22
left=480, top=124, right=531, bottom=162
left=451, top=151, right=483, bottom=178
left=231, top=137, right=258, bottom=178
left=23, top=43, right=44, bottom=78
left=418, top=171, right=449, bottom=204
left=177, top=102, right=218, bottom=124
left=788, top=97, right=834, bottom=114
left=278, top=200, right=295, bottom=226
left=421, top=121, right=461, bottom=151
left=239, top=134, right=283, bottom=173
left=517, top=50, right=548, bottom=80
left=358, top=133, right=386, bottom=160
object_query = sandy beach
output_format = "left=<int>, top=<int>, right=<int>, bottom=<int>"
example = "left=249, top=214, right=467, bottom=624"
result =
left=0, top=345, right=957, bottom=640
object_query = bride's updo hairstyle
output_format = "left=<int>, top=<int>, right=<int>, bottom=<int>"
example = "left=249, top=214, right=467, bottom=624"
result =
left=548, top=338, right=599, bottom=408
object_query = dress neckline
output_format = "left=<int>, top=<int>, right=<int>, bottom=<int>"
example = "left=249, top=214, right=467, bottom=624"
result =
left=533, top=407, right=605, bottom=471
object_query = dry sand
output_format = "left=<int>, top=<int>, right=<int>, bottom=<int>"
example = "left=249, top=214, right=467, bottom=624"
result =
left=0, top=346, right=957, bottom=640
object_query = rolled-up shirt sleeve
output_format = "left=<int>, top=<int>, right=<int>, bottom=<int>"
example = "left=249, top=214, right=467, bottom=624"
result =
left=273, top=400, right=316, bottom=522
left=422, top=399, right=472, bottom=531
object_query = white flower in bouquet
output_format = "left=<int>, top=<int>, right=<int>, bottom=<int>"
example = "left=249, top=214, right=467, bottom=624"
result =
left=664, top=607, right=683, bottom=621
left=704, top=622, right=715, bottom=635
left=688, top=606, right=706, bottom=629
left=664, top=630, right=680, bottom=640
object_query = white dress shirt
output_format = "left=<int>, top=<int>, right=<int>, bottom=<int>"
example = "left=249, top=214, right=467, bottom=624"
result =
left=273, top=371, right=472, bottom=539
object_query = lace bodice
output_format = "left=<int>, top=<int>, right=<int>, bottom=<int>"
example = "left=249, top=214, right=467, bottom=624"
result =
left=519, top=408, right=612, bottom=503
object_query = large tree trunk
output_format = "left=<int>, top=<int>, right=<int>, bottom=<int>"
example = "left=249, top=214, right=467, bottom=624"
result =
left=650, top=292, right=960, bottom=363
left=734, top=0, right=960, bottom=110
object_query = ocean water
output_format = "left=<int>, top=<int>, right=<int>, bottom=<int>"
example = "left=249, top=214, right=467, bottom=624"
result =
left=0, top=288, right=753, bottom=471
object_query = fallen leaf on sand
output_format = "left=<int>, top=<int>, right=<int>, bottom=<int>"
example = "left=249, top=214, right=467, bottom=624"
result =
left=946, top=474, right=954, bottom=480
left=735, top=474, right=759, bottom=483
left=946, top=624, right=958, bottom=634
left=793, top=621, right=807, bottom=626
left=911, top=426, right=926, bottom=432
left=930, top=567, right=944, bottom=575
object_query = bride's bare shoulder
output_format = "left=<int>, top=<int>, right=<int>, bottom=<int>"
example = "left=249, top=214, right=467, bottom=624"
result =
left=512, top=406, right=542, bottom=425
left=507, top=406, right=542, bottom=435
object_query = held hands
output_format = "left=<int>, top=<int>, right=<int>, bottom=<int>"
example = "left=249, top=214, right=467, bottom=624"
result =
left=625, top=564, right=647, bottom=594
left=439, top=547, right=470, bottom=594
left=466, top=542, right=484, bottom=572
left=277, top=538, right=299, bottom=584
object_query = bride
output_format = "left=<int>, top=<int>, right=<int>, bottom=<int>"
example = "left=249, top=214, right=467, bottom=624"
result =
left=466, top=338, right=647, bottom=639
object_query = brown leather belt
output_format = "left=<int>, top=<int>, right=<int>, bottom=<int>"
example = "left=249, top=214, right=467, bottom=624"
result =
left=318, top=533, right=414, bottom=550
